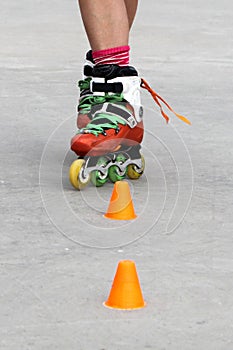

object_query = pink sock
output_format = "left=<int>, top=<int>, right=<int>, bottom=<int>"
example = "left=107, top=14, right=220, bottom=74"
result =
left=92, top=45, right=130, bottom=66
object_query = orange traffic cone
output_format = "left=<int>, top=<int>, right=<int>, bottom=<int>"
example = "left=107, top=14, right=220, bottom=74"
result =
left=104, top=260, right=146, bottom=310
left=104, top=181, right=137, bottom=220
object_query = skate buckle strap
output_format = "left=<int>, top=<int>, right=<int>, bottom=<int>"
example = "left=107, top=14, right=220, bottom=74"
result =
left=141, top=78, right=191, bottom=125
left=91, top=102, right=137, bottom=128
left=90, top=80, right=123, bottom=94
left=106, top=103, right=137, bottom=128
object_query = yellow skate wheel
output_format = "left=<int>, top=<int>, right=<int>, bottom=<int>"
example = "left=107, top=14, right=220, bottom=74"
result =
left=127, top=154, right=145, bottom=179
left=69, top=159, right=90, bottom=190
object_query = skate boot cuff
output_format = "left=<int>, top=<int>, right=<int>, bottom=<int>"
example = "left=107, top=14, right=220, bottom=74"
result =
left=92, top=64, right=138, bottom=79
left=83, top=50, right=95, bottom=78
left=86, top=50, right=94, bottom=64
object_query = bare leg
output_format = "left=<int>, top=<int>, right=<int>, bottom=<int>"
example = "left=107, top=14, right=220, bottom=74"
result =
left=78, top=0, right=129, bottom=51
left=124, top=0, right=138, bottom=29
left=78, top=0, right=138, bottom=51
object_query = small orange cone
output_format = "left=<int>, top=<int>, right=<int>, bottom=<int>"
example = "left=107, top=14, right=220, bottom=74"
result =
left=104, top=260, right=146, bottom=310
left=104, top=181, right=137, bottom=220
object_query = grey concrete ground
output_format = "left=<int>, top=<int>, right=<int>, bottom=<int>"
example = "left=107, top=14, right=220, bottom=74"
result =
left=1, top=0, right=233, bottom=349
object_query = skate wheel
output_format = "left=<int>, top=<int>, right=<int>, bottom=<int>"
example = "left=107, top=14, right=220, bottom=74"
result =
left=69, top=159, right=90, bottom=190
left=127, top=154, right=145, bottom=179
left=91, top=157, right=109, bottom=187
left=108, top=154, right=127, bottom=183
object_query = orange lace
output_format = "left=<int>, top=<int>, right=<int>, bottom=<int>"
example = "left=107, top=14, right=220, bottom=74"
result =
left=141, top=78, right=191, bottom=125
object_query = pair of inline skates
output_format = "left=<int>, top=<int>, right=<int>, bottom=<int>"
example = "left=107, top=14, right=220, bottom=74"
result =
left=70, top=52, right=190, bottom=190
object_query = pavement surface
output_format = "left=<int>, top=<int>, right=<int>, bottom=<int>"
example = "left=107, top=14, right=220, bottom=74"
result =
left=1, top=0, right=233, bottom=349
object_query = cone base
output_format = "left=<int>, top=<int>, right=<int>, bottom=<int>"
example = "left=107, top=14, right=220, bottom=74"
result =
left=103, top=301, right=146, bottom=310
left=103, top=213, right=137, bottom=221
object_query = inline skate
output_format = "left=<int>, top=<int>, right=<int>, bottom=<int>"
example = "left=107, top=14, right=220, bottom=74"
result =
left=70, top=62, right=145, bottom=190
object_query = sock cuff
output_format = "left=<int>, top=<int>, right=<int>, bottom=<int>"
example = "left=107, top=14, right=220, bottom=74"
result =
left=92, top=45, right=130, bottom=59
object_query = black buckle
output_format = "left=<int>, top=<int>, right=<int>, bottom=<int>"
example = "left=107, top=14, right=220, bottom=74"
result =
left=92, top=82, right=123, bottom=94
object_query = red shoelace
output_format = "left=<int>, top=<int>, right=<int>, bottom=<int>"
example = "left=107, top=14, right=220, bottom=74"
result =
left=141, top=78, right=191, bottom=125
